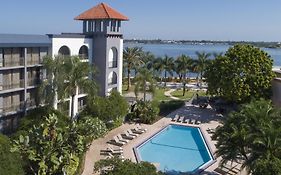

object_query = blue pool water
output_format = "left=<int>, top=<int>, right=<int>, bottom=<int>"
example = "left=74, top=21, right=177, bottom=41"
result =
left=136, top=125, right=213, bottom=174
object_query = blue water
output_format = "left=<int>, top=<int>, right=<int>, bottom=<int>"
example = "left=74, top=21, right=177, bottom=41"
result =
left=137, top=125, right=213, bottom=174
left=125, top=43, right=281, bottom=66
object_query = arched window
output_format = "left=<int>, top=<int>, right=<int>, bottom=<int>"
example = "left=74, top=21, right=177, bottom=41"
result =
left=108, top=71, right=117, bottom=85
left=58, top=46, right=70, bottom=56
left=78, top=45, right=88, bottom=60
left=108, top=47, right=118, bottom=68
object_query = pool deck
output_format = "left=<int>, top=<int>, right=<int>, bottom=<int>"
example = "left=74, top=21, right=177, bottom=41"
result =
left=82, top=104, right=247, bottom=175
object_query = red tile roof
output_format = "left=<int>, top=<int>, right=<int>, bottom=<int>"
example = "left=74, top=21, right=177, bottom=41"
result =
left=75, top=3, right=129, bottom=21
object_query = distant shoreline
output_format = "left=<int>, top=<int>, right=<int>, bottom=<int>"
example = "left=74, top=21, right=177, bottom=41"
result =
left=124, top=39, right=281, bottom=49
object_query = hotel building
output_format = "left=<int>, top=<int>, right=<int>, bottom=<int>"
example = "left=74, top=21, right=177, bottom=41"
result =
left=0, top=3, right=128, bottom=133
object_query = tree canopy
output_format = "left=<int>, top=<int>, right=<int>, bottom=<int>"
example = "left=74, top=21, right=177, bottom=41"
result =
left=94, top=158, right=164, bottom=175
left=0, top=134, right=24, bottom=175
left=213, top=99, right=281, bottom=174
left=205, top=44, right=275, bottom=102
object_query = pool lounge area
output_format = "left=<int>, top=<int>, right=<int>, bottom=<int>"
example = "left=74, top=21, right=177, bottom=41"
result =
left=82, top=104, right=247, bottom=175
left=134, top=124, right=215, bottom=174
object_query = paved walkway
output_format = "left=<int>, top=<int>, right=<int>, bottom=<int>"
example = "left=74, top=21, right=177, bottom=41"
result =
left=164, top=89, right=179, bottom=100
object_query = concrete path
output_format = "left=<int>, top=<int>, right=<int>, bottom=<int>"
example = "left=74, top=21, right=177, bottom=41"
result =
left=164, top=89, right=179, bottom=100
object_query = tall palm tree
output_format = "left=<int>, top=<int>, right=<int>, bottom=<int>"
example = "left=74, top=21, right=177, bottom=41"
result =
left=123, top=47, right=142, bottom=91
left=62, top=56, right=98, bottom=119
left=162, top=55, right=174, bottom=87
left=175, top=55, right=193, bottom=96
left=40, top=56, right=66, bottom=109
left=134, top=68, right=155, bottom=101
left=140, top=51, right=155, bottom=70
left=194, top=51, right=211, bottom=86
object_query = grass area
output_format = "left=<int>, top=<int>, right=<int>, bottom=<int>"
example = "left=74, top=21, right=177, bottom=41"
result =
left=170, top=89, right=206, bottom=100
left=153, top=88, right=171, bottom=101
left=158, top=100, right=185, bottom=116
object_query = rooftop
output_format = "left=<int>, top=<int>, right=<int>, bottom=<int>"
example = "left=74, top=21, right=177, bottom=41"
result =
left=75, top=3, right=129, bottom=21
left=0, top=34, right=51, bottom=47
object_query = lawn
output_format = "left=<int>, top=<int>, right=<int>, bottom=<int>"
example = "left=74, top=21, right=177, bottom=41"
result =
left=170, top=89, right=206, bottom=100
left=153, top=88, right=171, bottom=102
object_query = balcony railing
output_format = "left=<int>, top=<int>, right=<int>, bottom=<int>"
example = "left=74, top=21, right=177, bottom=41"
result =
left=1, top=57, right=24, bottom=67
left=27, top=59, right=41, bottom=65
left=0, top=79, right=24, bottom=90
left=109, top=61, right=117, bottom=68
left=0, top=102, right=24, bottom=114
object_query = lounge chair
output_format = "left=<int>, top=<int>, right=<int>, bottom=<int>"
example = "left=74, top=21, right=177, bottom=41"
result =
left=127, top=129, right=138, bottom=137
left=190, top=119, right=196, bottom=124
left=105, top=152, right=125, bottom=160
left=101, top=146, right=123, bottom=155
left=195, top=120, right=201, bottom=125
left=108, top=137, right=125, bottom=146
left=131, top=128, right=144, bottom=134
left=122, top=132, right=135, bottom=140
left=136, top=125, right=147, bottom=132
left=171, top=115, right=179, bottom=122
left=178, top=116, right=184, bottom=123
left=214, top=167, right=236, bottom=175
left=183, top=118, right=190, bottom=123
left=117, top=134, right=130, bottom=143
left=207, top=128, right=215, bottom=134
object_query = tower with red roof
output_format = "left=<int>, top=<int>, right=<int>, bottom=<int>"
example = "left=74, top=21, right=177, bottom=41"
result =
left=75, top=3, right=128, bottom=96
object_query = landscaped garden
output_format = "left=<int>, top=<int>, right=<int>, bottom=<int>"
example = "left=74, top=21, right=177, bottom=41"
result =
left=1, top=44, right=281, bottom=175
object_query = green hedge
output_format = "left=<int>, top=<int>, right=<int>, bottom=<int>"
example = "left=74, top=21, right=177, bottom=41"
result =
left=0, top=134, right=24, bottom=175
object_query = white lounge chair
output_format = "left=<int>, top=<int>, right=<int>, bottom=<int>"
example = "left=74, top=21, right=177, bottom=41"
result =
left=195, top=120, right=201, bottom=125
left=127, top=129, right=138, bottom=137
left=171, top=115, right=179, bottom=122
left=183, top=118, right=190, bottom=123
left=178, top=116, right=184, bottom=123
left=190, top=119, right=196, bottom=124
left=107, top=147, right=123, bottom=154
left=105, top=152, right=125, bottom=160
left=108, top=137, right=125, bottom=146
left=122, top=132, right=135, bottom=140
left=117, top=134, right=129, bottom=143
left=131, top=128, right=144, bottom=134
left=136, top=125, right=147, bottom=132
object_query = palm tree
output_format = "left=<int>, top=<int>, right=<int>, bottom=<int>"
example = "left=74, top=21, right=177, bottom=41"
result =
left=62, top=56, right=98, bottom=119
left=123, top=47, right=142, bottom=91
left=194, top=51, right=211, bottom=86
left=213, top=99, right=281, bottom=174
left=40, top=56, right=66, bottom=109
left=175, top=55, right=193, bottom=96
left=161, top=55, right=174, bottom=87
left=140, top=51, right=155, bottom=70
left=134, top=68, right=155, bottom=101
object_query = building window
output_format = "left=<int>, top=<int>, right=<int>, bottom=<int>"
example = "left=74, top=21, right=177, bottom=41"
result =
left=78, top=45, right=88, bottom=60
left=58, top=46, right=71, bottom=56
left=108, top=47, right=118, bottom=68
left=108, top=71, right=117, bottom=85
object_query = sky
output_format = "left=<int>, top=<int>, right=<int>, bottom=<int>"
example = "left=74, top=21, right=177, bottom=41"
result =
left=0, top=0, right=281, bottom=41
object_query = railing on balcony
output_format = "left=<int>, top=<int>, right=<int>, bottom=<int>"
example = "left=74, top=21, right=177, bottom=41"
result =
left=27, top=78, right=40, bottom=87
left=27, top=59, right=41, bottom=65
left=109, top=61, right=117, bottom=68
left=1, top=57, right=24, bottom=67
left=0, top=79, right=24, bottom=91
left=0, top=102, right=24, bottom=114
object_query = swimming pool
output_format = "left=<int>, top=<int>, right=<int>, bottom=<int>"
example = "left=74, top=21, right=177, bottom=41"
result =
left=134, top=124, right=214, bottom=174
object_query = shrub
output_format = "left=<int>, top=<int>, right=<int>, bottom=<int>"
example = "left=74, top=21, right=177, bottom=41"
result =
left=0, top=134, right=24, bottom=175
left=94, top=158, right=164, bottom=175
left=128, top=100, right=159, bottom=124
left=83, top=90, right=128, bottom=129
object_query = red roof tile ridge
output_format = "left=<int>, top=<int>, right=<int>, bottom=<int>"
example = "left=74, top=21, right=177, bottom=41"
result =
left=101, top=3, right=110, bottom=18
